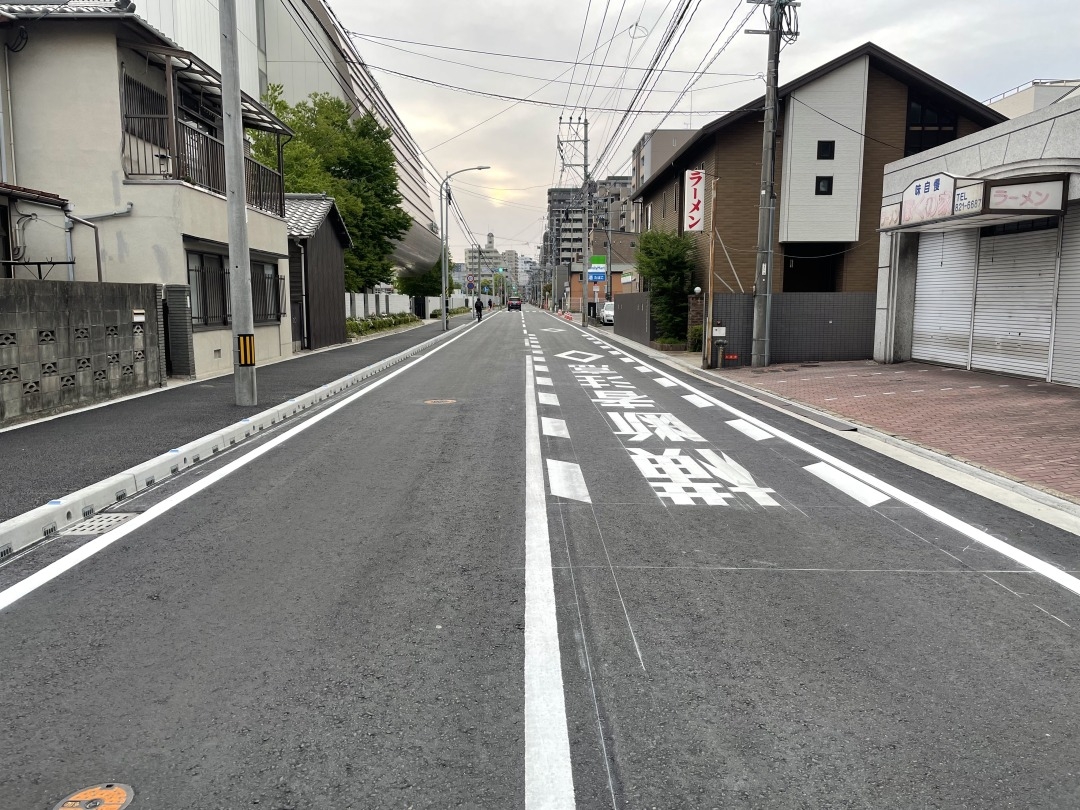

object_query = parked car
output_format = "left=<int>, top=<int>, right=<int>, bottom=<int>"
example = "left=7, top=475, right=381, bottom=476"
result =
left=508, top=296, right=522, bottom=311
left=600, top=301, right=615, bottom=325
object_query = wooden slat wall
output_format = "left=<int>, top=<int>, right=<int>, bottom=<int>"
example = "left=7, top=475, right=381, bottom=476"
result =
left=302, top=219, right=347, bottom=350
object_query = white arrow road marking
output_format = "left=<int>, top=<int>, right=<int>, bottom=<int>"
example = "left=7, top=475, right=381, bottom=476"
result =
left=524, top=357, right=576, bottom=807
left=727, top=419, right=773, bottom=441
left=546, top=460, right=592, bottom=503
left=542, top=417, right=570, bottom=438
left=538, top=392, right=560, bottom=407
left=805, top=462, right=890, bottom=507
left=698, top=449, right=779, bottom=507
left=682, top=394, right=714, bottom=408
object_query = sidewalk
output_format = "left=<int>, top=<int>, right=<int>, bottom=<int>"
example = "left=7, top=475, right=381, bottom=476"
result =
left=0, top=313, right=476, bottom=521
left=662, top=353, right=1080, bottom=505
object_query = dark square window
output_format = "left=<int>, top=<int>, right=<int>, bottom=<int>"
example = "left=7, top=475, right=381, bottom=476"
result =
left=817, top=140, right=835, bottom=160
left=815, top=176, right=834, bottom=196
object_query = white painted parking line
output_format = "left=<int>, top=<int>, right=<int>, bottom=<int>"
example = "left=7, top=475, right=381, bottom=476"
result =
left=546, top=459, right=592, bottom=503
left=538, top=392, right=560, bottom=407
left=682, top=394, right=714, bottom=408
left=654, top=378, right=677, bottom=388
left=541, top=417, right=570, bottom=438
left=524, top=357, right=577, bottom=807
left=727, top=419, right=773, bottom=441
left=805, top=462, right=890, bottom=507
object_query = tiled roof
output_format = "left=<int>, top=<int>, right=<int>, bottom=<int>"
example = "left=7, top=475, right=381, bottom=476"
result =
left=284, top=193, right=351, bottom=246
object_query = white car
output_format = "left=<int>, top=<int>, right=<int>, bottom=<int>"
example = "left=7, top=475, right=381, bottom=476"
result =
left=600, top=301, right=615, bottom=325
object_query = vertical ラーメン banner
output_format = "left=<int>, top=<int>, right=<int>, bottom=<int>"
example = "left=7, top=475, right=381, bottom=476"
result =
left=684, top=170, right=705, bottom=232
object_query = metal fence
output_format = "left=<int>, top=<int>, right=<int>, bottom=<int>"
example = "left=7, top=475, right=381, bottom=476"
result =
left=188, top=264, right=283, bottom=328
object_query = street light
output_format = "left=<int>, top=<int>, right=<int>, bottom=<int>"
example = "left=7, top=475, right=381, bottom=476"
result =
left=441, top=165, right=490, bottom=331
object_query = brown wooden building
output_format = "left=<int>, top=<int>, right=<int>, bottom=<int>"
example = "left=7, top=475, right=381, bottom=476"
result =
left=284, top=194, right=352, bottom=351
left=633, top=42, right=1006, bottom=298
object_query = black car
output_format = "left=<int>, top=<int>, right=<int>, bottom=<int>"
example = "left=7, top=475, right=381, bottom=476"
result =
left=508, top=297, right=522, bottom=311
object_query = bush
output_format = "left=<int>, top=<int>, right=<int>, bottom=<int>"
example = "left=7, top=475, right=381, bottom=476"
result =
left=688, top=324, right=703, bottom=352
left=346, top=312, right=420, bottom=337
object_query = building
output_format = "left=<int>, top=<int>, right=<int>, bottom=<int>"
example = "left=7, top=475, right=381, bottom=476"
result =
left=284, top=193, right=351, bottom=352
left=875, top=94, right=1080, bottom=384
left=630, top=129, right=694, bottom=230
left=567, top=230, right=640, bottom=310
left=632, top=42, right=1006, bottom=363
left=0, top=3, right=294, bottom=380
left=132, top=0, right=439, bottom=278
left=987, top=80, right=1080, bottom=119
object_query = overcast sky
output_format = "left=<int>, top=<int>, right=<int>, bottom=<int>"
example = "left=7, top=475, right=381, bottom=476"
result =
left=333, top=0, right=1074, bottom=262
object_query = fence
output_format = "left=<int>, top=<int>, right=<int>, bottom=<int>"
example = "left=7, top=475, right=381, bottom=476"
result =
left=614, top=293, right=654, bottom=345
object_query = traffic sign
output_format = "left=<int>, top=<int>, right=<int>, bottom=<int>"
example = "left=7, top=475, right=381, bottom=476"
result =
left=467, top=282, right=474, bottom=290
left=466, top=274, right=474, bottom=282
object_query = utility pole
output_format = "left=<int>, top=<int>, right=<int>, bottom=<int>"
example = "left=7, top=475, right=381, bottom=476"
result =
left=749, top=0, right=798, bottom=368
left=219, top=0, right=257, bottom=405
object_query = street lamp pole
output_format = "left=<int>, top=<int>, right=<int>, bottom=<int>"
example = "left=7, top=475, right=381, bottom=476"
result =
left=441, top=165, right=490, bottom=332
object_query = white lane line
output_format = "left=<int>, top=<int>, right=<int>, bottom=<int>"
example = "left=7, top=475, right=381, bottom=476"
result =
left=805, top=462, right=890, bottom=507
left=547, top=460, right=592, bottom=503
left=635, top=366, right=651, bottom=373
left=608, top=351, right=620, bottom=355
left=536, top=377, right=553, bottom=386
left=0, top=325, right=478, bottom=613
left=541, top=417, right=570, bottom=439
left=535, top=365, right=549, bottom=373
left=682, top=393, right=714, bottom=408
left=524, top=357, right=577, bottom=807
left=538, top=392, right=560, bottom=407
left=620, top=357, right=635, bottom=363
left=654, top=378, right=677, bottom=388
left=727, top=418, right=773, bottom=441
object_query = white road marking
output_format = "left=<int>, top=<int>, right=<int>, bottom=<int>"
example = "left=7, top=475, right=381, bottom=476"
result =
left=635, top=366, right=651, bottom=373
left=727, top=418, right=773, bottom=441
left=535, top=365, right=549, bottom=373
left=654, top=378, right=677, bottom=388
left=0, top=325, right=478, bottom=613
left=524, top=357, right=577, bottom=807
left=546, top=460, right=592, bottom=503
left=538, top=392, right=560, bottom=407
left=682, top=394, right=714, bottom=408
left=608, top=351, right=620, bottom=356
left=805, top=462, right=890, bottom=507
left=561, top=321, right=1080, bottom=599
left=542, top=417, right=570, bottom=438
left=536, top=377, right=553, bottom=386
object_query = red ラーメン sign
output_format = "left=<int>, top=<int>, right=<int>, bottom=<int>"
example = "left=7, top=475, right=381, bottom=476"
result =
left=684, top=170, right=705, bottom=232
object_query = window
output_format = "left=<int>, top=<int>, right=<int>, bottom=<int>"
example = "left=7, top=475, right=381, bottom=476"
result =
left=817, top=140, right=835, bottom=160
left=187, top=252, right=281, bottom=328
left=905, top=95, right=958, bottom=156
left=645, top=203, right=653, bottom=231
left=815, top=176, right=834, bottom=196
left=980, top=217, right=1059, bottom=238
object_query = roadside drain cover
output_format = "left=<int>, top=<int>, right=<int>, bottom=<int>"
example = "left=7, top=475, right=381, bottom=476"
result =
left=53, top=783, right=133, bottom=809
left=62, top=513, right=138, bottom=536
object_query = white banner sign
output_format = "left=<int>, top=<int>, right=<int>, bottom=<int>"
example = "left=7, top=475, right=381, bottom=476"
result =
left=901, top=173, right=956, bottom=226
left=986, top=178, right=1065, bottom=213
left=953, top=183, right=984, bottom=215
left=684, top=170, right=705, bottom=232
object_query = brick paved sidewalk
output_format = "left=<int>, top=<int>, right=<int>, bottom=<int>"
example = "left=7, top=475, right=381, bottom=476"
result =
left=691, top=358, right=1080, bottom=504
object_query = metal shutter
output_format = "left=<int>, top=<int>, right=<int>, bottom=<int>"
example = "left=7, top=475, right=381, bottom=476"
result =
left=970, top=228, right=1058, bottom=378
left=1051, top=206, right=1080, bottom=385
left=912, top=230, right=977, bottom=366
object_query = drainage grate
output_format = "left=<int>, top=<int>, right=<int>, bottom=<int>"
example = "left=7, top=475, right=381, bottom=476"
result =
left=62, top=513, right=137, bottom=536
left=0, top=544, right=11, bottom=560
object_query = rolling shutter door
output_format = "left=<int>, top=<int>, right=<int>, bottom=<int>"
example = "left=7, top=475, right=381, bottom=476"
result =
left=1051, top=207, right=1080, bottom=385
left=912, top=230, right=977, bottom=366
left=970, top=228, right=1058, bottom=378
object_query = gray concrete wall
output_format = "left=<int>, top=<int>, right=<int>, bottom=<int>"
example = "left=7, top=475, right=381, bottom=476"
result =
left=614, top=292, right=654, bottom=345
left=0, top=279, right=164, bottom=426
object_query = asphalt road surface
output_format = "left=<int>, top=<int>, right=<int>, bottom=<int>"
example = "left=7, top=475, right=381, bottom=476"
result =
left=2, top=307, right=1079, bottom=808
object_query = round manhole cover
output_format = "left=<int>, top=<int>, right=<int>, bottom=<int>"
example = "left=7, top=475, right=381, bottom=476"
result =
left=424, top=399, right=457, bottom=405
left=53, top=784, right=133, bottom=810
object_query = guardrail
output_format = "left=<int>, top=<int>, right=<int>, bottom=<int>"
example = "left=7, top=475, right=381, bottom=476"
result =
left=0, top=321, right=467, bottom=558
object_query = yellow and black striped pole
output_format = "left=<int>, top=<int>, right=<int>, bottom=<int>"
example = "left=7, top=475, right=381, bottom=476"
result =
left=237, top=333, right=256, bottom=367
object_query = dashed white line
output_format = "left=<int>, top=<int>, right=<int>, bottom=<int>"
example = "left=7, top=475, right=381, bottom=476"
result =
left=546, top=460, right=592, bottom=503
left=682, top=394, right=714, bottom=408
left=536, top=377, right=553, bottom=386
left=538, top=392, right=560, bottom=407
left=654, top=378, right=677, bottom=388
left=805, top=462, right=890, bottom=507
left=541, top=417, right=570, bottom=438
left=727, top=419, right=773, bottom=441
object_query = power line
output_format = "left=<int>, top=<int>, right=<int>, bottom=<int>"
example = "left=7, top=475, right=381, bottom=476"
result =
left=790, top=95, right=904, bottom=153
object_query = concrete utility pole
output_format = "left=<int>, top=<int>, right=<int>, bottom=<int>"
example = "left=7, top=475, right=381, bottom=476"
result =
left=749, top=0, right=798, bottom=368
left=219, top=0, right=257, bottom=405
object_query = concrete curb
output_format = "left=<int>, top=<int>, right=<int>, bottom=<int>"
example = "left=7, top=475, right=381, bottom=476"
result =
left=0, top=320, right=470, bottom=558
left=592, top=325, right=1080, bottom=527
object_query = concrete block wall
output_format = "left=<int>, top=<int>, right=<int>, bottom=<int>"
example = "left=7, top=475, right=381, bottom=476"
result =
left=0, top=279, right=164, bottom=426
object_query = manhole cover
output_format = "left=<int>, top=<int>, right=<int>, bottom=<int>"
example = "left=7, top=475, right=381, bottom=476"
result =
left=53, top=783, right=133, bottom=809
left=424, top=399, right=457, bottom=405
left=62, top=513, right=138, bottom=536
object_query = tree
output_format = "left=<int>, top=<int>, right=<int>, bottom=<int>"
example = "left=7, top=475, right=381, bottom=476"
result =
left=636, top=229, right=696, bottom=341
left=253, top=86, right=413, bottom=291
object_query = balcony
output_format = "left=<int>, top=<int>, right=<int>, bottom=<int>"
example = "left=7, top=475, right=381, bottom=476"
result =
left=120, top=40, right=290, bottom=218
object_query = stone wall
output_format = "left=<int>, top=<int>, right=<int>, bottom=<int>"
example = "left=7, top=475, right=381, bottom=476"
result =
left=0, top=280, right=165, bottom=426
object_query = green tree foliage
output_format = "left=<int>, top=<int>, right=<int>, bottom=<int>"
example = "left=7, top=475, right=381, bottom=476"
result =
left=636, top=229, right=696, bottom=340
left=394, top=255, right=457, bottom=298
left=254, top=86, right=412, bottom=291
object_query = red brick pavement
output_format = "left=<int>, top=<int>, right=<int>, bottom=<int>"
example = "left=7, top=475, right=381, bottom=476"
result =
left=694, top=359, right=1080, bottom=504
